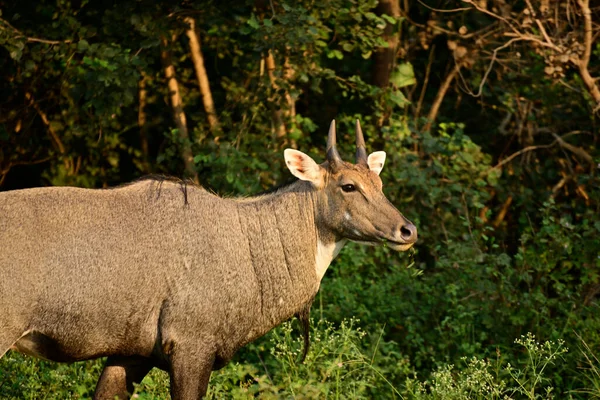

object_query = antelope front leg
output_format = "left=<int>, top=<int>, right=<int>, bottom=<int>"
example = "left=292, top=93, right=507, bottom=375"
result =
left=169, top=350, right=215, bottom=400
left=94, top=356, right=153, bottom=400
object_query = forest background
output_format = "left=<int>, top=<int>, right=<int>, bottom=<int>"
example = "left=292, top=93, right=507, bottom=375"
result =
left=0, top=0, right=599, bottom=398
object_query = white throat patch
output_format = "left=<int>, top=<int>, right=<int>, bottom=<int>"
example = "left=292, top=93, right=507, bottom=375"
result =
left=315, top=240, right=346, bottom=281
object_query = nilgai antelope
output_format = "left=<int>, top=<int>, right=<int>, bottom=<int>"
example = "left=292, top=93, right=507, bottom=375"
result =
left=0, top=120, right=417, bottom=399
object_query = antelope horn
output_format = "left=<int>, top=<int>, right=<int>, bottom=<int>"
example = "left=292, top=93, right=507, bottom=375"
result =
left=355, top=119, right=368, bottom=165
left=326, top=119, right=342, bottom=167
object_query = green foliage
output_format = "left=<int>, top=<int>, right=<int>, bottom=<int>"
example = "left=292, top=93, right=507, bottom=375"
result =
left=318, top=121, right=599, bottom=396
left=0, top=352, right=101, bottom=399
left=207, top=318, right=408, bottom=399
left=403, top=334, right=568, bottom=400
left=1, top=0, right=599, bottom=398
left=0, top=326, right=588, bottom=399
left=506, top=333, right=568, bottom=399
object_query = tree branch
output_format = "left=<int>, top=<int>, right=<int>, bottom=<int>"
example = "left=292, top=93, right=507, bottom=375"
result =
left=0, top=157, right=52, bottom=187
left=462, top=0, right=521, bottom=36
left=524, top=0, right=555, bottom=47
left=503, top=32, right=561, bottom=52
left=423, top=61, right=462, bottom=131
left=550, top=132, right=594, bottom=164
left=415, top=44, right=435, bottom=126
left=460, top=37, right=525, bottom=98
left=416, top=0, right=472, bottom=13
left=464, top=0, right=600, bottom=110
left=483, top=130, right=592, bottom=176
left=0, top=18, right=72, bottom=45
left=25, top=92, right=66, bottom=154
left=485, top=143, right=556, bottom=174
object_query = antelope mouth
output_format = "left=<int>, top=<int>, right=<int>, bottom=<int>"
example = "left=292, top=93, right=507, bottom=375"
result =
left=351, top=237, right=415, bottom=251
left=379, top=232, right=416, bottom=251
left=386, top=241, right=414, bottom=252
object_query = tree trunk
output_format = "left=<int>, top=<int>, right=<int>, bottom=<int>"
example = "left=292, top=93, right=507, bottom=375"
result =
left=184, top=17, right=220, bottom=132
left=264, top=51, right=297, bottom=145
left=575, top=0, right=600, bottom=111
left=281, top=55, right=297, bottom=147
left=160, top=35, right=198, bottom=183
left=372, top=0, right=401, bottom=88
left=265, top=50, right=287, bottom=140
left=138, top=72, right=150, bottom=172
left=282, top=56, right=296, bottom=123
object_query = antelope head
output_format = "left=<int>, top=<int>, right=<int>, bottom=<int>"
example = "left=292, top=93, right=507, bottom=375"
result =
left=284, top=120, right=417, bottom=251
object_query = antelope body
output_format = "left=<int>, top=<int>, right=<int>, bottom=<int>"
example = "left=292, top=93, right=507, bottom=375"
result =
left=0, top=120, right=417, bottom=399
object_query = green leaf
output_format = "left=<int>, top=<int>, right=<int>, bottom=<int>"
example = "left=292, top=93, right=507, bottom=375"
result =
left=24, top=60, right=36, bottom=71
left=381, top=14, right=397, bottom=24
left=390, top=62, right=416, bottom=88
left=130, top=14, right=140, bottom=25
left=289, top=127, right=302, bottom=140
left=247, top=14, right=259, bottom=29
left=193, top=154, right=207, bottom=164
left=77, top=40, right=89, bottom=51
left=342, top=42, right=354, bottom=52
left=389, top=90, right=409, bottom=108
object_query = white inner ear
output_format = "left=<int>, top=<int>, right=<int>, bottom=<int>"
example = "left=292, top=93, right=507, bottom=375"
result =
left=367, top=151, right=386, bottom=175
left=284, top=149, right=324, bottom=187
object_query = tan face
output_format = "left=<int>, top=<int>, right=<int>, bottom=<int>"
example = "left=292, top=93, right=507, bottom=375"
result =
left=284, top=132, right=417, bottom=250
left=319, top=161, right=417, bottom=250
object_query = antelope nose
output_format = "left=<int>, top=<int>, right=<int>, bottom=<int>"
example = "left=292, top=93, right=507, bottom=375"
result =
left=400, top=222, right=418, bottom=243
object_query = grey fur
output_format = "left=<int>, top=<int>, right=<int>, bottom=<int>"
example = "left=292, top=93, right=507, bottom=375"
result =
left=0, top=122, right=417, bottom=399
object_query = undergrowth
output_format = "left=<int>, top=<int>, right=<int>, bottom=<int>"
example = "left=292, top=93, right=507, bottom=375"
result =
left=2, top=322, right=598, bottom=399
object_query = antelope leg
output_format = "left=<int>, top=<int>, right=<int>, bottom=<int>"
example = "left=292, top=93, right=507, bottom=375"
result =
left=94, top=356, right=154, bottom=400
left=169, top=350, right=215, bottom=400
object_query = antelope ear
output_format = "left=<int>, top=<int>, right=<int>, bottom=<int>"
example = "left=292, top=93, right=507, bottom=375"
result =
left=367, top=151, right=386, bottom=175
left=284, top=149, right=324, bottom=187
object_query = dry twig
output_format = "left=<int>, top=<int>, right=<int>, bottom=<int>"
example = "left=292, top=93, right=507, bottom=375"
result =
left=484, top=131, right=593, bottom=176
left=0, top=17, right=72, bottom=45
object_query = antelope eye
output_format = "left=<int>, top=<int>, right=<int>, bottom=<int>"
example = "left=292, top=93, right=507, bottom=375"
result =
left=341, top=184, right=356, bottom=192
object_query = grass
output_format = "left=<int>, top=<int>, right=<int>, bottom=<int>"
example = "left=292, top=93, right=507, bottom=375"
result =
left=0, top=323, right=596, bottom=399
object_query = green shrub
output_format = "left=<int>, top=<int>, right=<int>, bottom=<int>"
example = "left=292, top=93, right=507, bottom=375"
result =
left=403, top=333, right=568, bottom=400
